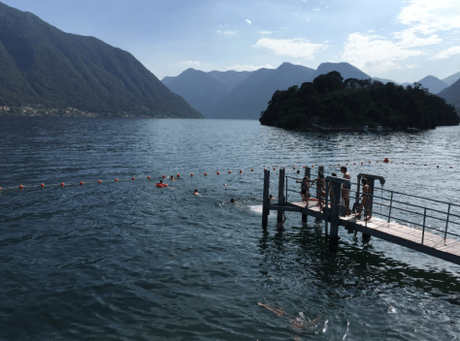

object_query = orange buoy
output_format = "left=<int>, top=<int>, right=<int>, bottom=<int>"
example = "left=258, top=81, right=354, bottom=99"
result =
left=177, top=174, right=180, bottom=178
left=384, top=158, right=389, bottom=163
left=346, top=163, right=348, bottom=165
left=424, top=164, right=427, bottom=166
left=376, top=161, right=379, bottom=163
left=369, top=161, right=371, bottom=163
left=19, top=185, right=23, bottom=190
left=204, top=172, right=207, bottom=176
left=413, top=163, right=416, bottom=165
left=264, top=168, right=266, bottom=170
left=312, top=165, right=314, bottom=168
left=80, top=181, right=84, bottom=185
left=41, top=183, right=45, bottom=187
left=115, top=178, right=119, bottom=182
left=293, top=167, right=296, bottom=169
left=402, top=162, right=404, bottom=164
left=162, top=175, right=166, bottom=178
left=229, top=170, right=232, bottom=174
left=190, top=173, right=193, bottom=177
left=239, top=170, right=242, bottom=173
left=61, top=183, right=65, bottom=187
left=147, top=176, right=151, bottom=179
left=98, top=180, right=102, bottom=183
left=330, top=164, right=332, bottom=166
left=132, top=177, right=135, bottom=181
left=437, top=165, right=439, bottom=168
left=251, top=169, right=254, bottom=172
left=303, top=166, right=305, bottom=168
left=354, top=163, right=356, bottom=165
left=217, top=171, right=220, bottom=175
left=450, top=166, right=453, bottom=169
left=273, top=167, right=276, bottom=170
left=361, top=162, right=363, bottom=165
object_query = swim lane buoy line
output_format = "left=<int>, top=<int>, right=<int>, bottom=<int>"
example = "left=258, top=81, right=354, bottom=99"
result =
left=156, top=183, right=168, bottom=188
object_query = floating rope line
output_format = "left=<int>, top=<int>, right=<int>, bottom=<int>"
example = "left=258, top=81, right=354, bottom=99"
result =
left=0, top=160, right=454, bottom=192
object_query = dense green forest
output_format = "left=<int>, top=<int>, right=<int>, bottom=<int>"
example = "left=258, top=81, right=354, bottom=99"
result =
left=259, top=71, right=460, bottom=130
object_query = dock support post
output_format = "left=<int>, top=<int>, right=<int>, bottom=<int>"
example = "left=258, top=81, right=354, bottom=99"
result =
left=302, top=167, right=310, bottom=223
left=262, top=169, right=270, bottom=229
left=328, top=181, right=341, bottom=252
left=277, top=168, right=285, bottom=224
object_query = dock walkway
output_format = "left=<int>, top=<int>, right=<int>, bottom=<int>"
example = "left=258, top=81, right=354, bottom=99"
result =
left=262, top=167, right=460, bottom=265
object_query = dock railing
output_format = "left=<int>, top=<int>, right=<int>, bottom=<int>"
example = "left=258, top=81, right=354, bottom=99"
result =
left=283, top=172, right=460, bottom=245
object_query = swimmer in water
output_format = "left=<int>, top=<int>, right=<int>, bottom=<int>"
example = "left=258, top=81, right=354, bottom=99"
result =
left=230, top=198, right=235, bottom=203
left=257, top=302, right=320, bottom=332
left=194, top=189, right=199, bottom=196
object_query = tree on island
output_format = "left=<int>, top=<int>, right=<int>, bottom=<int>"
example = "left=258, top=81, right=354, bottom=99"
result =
left=259, top=72, right=460, bottom=130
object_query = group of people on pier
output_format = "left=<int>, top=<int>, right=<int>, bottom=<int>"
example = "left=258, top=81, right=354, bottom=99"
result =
left=296, top=166, right=371, bottom=220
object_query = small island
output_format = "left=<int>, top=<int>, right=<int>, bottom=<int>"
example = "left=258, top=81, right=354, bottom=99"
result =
left=259, top=71, right=460, bottom=131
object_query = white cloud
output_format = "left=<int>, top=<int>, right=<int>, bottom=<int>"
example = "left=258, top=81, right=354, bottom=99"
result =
left=398, top=0, right=460, bottom=34
left=259, top=31, right=272, bottom=35
left=254, top=37, right=327, bottom=59
left=393, top=29, right=441, bottom=47
left=246, top=19, right=252, bottom=25
left=217, top=30, right=238, bottom=35
left=430, top=45, right=460, bottom=60
left=181, top=61, right=201, bottom=67
left=227, top=64, right=275, bottom=72
left=341, top=33, right=424, bottom=74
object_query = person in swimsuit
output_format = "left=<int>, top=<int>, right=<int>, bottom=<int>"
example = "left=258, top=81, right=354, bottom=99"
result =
left=310, top=173, right=325, bottom=210
left=340, top=166, right=351, bottom=215
left=296, top=176, right=313, bottom=206
left=194, top=189, right=199, bottom=195
left=257, top=302, right=320, bottom=333
left=356, top=178, right=371, bottom=220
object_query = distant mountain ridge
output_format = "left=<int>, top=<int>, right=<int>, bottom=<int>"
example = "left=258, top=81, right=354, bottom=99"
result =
left=163, top=62, right=460, bottom=119
left=416, top=75, right=448, bottom=94
left=162, top=62, right=370, bottom=119
left=0, top=1, right=201, bottom=118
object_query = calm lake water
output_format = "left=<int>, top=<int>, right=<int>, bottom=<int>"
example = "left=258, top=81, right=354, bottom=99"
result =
left=1, top=117, right=460, bottom=340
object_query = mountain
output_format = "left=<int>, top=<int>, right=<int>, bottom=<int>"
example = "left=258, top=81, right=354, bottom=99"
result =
left=205, top=63, right=316, bottom=119
left=416, top=75, right=448, bottom=94
left=163, top=62, right=316, bottom=119
left=438, top=78, right=460, bottom=111
left=443, top=71, right=460, bottom=86
left=314, top=62, right=370, bottom=80
left=207, top=70, right=252, bottom=90
left=0, top=2, right=201, bottom=118
left=162, top=68, right=228, bottom=115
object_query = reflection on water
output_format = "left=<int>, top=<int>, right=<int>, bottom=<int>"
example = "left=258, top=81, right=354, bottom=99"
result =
left=1, top=117, right=460, bottom=340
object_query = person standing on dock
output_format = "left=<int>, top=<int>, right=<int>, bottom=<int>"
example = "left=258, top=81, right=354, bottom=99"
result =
left=309, top=173, right=325, bottom=211
left=340, top=166, right=351, bottom=215
left=296, top=176, right=312, bottom=205
left=356, top=178, right=371, bottom=220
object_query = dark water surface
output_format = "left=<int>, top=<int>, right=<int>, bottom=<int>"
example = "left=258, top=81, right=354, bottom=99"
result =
left=1, top=117, right=460, bottom=340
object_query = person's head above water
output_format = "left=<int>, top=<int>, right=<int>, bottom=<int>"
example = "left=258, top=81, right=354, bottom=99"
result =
left=159, top=180, right=163, bottom=184
left=340, top=166, right=347, bottom=173
left=332, top=172, right=337, bottom=177
left=230, top=198, right=235, bottom=203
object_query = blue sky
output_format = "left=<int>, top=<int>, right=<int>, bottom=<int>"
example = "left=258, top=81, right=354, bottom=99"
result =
left=3, top=0, right=460, bottom=83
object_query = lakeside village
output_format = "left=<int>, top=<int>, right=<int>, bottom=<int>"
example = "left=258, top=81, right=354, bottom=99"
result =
left=0, top=105, right=144, bottom=118
left=0, top=105, right=98, bottom=117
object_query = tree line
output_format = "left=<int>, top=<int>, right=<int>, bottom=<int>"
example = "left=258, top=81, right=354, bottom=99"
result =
left=259, top=71, right=460, bottom=130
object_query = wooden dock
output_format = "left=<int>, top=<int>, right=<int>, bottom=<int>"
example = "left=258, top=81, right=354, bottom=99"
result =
left=262, top=168, right=460, bottom=266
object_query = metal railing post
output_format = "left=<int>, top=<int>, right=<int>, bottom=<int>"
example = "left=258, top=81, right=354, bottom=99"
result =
left=444, top=203, right=451, bottom=242
left=421, top=208, right=427, bottom=244
left=388, top=191, right=394, bottom=223
left=285, top=176, right=288, bottom=203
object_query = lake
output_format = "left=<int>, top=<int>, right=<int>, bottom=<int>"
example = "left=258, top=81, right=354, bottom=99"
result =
left=1, top=117, right=460, bottom=340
